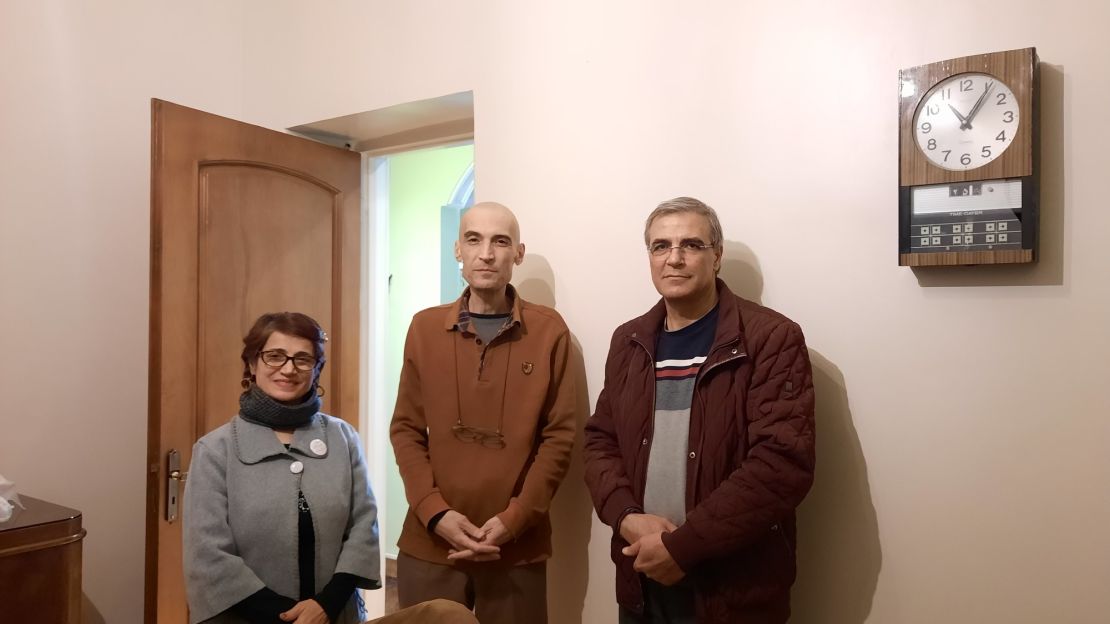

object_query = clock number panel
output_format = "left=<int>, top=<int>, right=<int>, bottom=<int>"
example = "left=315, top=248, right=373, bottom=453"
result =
left=914, top=73, right=1019, bottom=171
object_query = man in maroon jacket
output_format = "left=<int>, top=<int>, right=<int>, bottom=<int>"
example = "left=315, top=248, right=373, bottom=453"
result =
left=584, top=197, right=816, bottom=623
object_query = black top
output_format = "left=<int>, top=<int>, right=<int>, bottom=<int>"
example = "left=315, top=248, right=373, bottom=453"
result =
left=297, top=490, right=315, bottom=600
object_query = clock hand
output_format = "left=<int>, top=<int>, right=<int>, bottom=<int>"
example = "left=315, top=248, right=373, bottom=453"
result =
left=961, top=82, right=996, bottom=130
left=948, top=103, right=970, bottom=127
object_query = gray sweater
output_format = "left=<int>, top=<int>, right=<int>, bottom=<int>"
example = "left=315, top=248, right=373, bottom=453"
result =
left=183, top=414, right=381, bottom=624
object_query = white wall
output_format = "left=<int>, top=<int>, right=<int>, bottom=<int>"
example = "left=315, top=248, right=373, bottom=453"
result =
left=0, top=2, right=251, bottom=622
left=2, top=1, right=1108, bottom=623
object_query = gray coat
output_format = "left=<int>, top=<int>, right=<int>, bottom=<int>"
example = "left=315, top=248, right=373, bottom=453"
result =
left=183, top=414, right=381, bottom=624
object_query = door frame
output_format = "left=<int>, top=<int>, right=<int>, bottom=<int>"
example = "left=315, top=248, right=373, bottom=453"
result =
left=360, top=138, right=474, bottom=614
left=361, top=153, right=390, bottom=618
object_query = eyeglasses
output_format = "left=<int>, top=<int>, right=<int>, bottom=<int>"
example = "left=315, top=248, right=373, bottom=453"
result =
left=258, top=350, right=318, bottom=372
left=648, top=240, right=716, bottom=257
left=452, top=423, right=506, bottom=449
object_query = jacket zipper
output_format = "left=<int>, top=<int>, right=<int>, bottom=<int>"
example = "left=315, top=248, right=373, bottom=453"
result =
left=627, top=333, right=656, bottom=613
left=688, top=339, right=747, bottom=508
left=698, top=339, right=746, bottom=380
left=632, top=334, right=747, bottom=503
left=629, top=336, right=657, bottom=503
left=692, top=338, right=746, bottom=416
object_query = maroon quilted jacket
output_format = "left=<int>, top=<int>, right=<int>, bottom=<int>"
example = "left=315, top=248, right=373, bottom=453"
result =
left=584, top=280, right=816, bottom=623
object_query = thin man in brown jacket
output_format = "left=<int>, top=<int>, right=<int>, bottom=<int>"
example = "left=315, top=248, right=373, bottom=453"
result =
left=584, top=197, right=816, bottom=624
left=390, top=202, right=577, bottom=624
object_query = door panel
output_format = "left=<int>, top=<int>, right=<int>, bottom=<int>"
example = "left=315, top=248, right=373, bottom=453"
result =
left=146, top=100, right=361, bottom=623
left=198, top=163, right=339, bottom=436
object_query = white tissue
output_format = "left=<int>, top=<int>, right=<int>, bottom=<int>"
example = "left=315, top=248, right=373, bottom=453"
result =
left=0, top=473, right=24, bottom=522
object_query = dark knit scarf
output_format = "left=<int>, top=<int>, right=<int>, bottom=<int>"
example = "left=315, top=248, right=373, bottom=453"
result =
left=238, top=383, right=320, bottom=430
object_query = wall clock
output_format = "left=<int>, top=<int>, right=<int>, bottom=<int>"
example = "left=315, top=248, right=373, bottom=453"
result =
left=898, top=48, right=1039, bottom=266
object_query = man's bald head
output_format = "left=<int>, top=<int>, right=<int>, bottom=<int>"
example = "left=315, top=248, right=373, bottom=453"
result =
left=454, top=201, right=526, bottom=297
left=459, top=201, right=521, bottom=244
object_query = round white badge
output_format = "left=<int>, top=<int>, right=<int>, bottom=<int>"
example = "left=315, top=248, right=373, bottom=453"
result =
left=310, top=439, right=327, bottom=456
left=290, top=461, right=304, bottom=474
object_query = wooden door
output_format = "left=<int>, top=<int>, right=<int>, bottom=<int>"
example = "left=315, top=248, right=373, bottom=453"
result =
left=144, top=100, right=361, bottom=623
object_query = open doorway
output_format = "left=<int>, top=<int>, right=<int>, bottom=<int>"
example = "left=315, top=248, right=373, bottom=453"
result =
left=367, top=142, right=474, bottom=613
left=289, top=91, right=474, bottom=619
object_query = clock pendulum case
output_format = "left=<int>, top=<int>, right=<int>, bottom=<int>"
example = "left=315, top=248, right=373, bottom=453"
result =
left=898, top=47, right=1039, bottom=266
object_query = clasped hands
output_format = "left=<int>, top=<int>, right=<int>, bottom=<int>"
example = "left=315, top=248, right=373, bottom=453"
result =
left=620, top=513, right=685, bottom=586
left=434, top=509, right=511, bottom=562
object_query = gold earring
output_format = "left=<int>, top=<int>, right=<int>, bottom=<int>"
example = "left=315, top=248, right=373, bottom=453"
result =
left=316, top=385, right=326, bottom=397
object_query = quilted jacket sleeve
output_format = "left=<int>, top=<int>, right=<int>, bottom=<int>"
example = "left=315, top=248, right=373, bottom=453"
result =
left=663, top=319, right=816, bottom=572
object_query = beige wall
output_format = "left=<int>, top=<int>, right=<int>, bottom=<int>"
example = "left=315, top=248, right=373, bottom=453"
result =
left=2, top=1, right=1108, bottom=623
left=0, top=2, right=250, bottom=622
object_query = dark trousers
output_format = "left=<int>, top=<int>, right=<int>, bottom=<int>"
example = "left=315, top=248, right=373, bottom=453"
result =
left=618, top=578, right=697, bottom=624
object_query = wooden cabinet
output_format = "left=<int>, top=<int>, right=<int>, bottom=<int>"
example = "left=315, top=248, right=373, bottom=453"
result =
left=0, top=495, right=86, bottom=623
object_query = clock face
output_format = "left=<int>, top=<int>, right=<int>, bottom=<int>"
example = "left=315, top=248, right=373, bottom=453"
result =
left=913, top=72, right=1019, bottom=171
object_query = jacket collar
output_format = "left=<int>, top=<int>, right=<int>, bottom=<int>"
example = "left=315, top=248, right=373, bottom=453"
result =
left=625, top=278, right=744, bottom=358
left=232, top=413, right=330, bottom=464
left=443, top=284, right=524, bottom=335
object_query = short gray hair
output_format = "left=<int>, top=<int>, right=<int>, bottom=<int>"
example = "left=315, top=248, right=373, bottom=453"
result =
left=643, top=197, right=724, bottom=251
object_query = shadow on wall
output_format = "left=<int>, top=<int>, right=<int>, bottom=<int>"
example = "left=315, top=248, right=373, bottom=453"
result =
left=790, top=352, right=881, bottom=624
left=515, top=254, right=593, bottom=624
left=719, top=241, right=881, bottom=623
left=718, top=240, right=765, bottom=305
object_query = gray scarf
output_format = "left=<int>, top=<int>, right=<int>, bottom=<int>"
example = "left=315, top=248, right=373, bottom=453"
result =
left=238, top=384, right=320, bottom=429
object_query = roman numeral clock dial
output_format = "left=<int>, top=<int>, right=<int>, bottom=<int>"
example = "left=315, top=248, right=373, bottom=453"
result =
left=914, top=73, right=1019, bottom=171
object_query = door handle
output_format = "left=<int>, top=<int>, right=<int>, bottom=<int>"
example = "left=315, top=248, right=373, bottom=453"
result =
left=166, top=449, right=188, bottom=523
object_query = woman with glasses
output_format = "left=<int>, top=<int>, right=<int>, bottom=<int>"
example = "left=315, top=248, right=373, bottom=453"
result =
left=182, top=311, right=381, bottom=624
left=183, top=312, right=480, bottom=624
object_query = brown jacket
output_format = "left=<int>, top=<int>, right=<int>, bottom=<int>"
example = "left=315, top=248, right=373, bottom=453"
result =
left=584, top=280, right=816, bottom=623
left=390, top=287, right=577, bottom=566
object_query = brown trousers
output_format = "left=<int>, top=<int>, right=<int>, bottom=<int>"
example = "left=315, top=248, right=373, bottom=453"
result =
left=370, top=598, right=479, bottom=624
left=396, top=552, right=547, bottom=624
